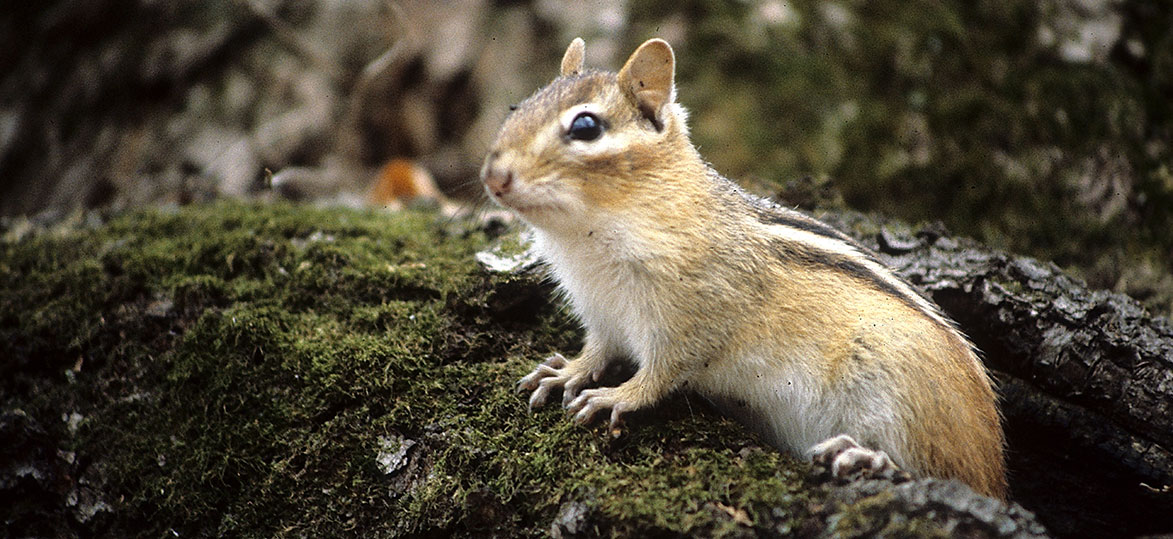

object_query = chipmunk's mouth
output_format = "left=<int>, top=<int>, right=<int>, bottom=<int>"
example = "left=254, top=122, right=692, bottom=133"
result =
left=495, top=197, right=559, bottom=217
left=487, top=179, right=569, bottom=218
left=481, top=156, right=574, bottom=219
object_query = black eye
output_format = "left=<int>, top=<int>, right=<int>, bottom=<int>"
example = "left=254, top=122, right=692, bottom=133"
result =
left=568, top=112, right=603, bottom=141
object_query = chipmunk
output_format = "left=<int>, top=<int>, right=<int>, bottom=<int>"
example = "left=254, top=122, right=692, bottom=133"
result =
left=481, top=38, right=1007, bottom=500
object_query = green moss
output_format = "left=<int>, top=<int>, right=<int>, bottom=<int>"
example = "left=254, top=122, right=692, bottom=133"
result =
left=2, top=202, right=839, bottom=537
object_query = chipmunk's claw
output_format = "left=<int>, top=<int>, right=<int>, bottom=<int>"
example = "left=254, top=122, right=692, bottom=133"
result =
left=518, top=353, right=598, bottom=412
left=517, top=354, right=567, bottom=391
left=608, top=407, right=627, bottom=437
left=567, top=387, right=634, bottom=436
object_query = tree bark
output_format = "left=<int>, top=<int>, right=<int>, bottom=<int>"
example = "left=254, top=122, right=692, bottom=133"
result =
left=825, top=212, right=1173, bottom=537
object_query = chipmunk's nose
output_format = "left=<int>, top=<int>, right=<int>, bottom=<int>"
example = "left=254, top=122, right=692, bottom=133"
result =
left=482, top=155, right=514, bottom=198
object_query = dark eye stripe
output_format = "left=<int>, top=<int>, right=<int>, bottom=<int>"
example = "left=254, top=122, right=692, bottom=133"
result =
left=568, top=112, right=603, bottom=141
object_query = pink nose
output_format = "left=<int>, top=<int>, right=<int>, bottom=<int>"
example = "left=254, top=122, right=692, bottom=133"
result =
left=483, top=167, right=514, bottom=198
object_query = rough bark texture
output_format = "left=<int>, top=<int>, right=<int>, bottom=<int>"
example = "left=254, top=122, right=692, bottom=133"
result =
left=827, top=212, right=1173, bottom=537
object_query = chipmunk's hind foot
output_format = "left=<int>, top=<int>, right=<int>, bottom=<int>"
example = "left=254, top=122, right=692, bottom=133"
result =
left=808, top=434, right=905, bottom=482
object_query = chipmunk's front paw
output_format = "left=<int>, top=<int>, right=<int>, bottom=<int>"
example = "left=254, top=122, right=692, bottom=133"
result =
left=517, top=353, right=597, bottom=411
left=808, top=434, right=900, bottom=481
left=566, top=387, right=635, bottom=437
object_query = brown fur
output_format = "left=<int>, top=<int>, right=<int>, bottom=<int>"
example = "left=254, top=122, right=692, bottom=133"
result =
left=485, top=38, right=1007, bottom=500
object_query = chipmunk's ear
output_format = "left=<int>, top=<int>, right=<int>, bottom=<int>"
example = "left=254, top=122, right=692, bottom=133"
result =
left=618, top=38, right=675, bottom=131
left=561, top=38, right=586, bottom=77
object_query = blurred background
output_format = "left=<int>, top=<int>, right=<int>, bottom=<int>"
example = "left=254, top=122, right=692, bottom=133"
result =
left=1, top=0, right=1170, bottom=316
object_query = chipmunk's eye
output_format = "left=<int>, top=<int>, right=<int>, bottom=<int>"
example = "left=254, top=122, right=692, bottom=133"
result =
left=568, top=112, right=603, bottom=141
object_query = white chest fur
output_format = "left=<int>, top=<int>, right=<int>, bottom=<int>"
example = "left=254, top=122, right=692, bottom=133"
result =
left=532, top=227, right=662, bottom=364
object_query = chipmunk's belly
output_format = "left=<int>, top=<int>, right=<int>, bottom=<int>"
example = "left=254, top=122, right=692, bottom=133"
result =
left=692, top=357, right=828, bottom=455
left=691, top=353, right=908, bottom=464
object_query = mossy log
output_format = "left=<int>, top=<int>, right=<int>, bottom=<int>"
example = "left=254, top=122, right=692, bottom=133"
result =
left=1, top=203, right=1168, bottom=537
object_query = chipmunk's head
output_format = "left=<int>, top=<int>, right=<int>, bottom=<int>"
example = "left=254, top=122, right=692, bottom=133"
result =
left=481, top=38, right=699, bottom=232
